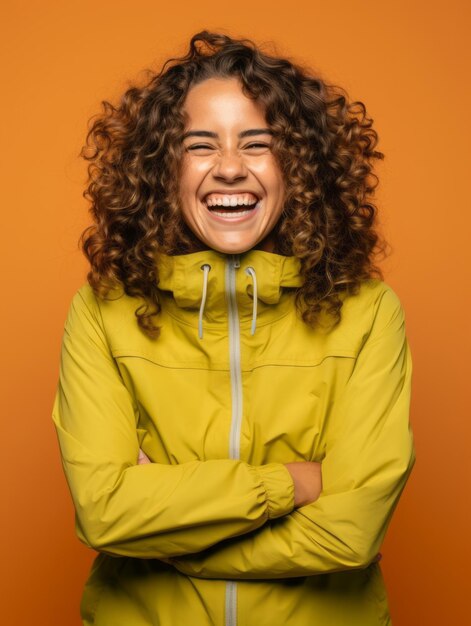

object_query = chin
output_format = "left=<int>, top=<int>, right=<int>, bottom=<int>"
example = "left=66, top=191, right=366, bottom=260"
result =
left=209, top=241, right=260, bottom=255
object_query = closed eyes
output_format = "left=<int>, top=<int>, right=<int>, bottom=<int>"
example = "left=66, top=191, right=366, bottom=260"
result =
left=186, top=143, right=270, bottom=152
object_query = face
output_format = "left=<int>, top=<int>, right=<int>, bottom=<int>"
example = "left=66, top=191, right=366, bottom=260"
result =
left=178, top=77, right=286, bottom=254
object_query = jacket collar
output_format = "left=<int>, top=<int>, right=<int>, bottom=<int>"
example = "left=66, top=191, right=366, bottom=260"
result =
left=154, top=248, right=303, bottom=337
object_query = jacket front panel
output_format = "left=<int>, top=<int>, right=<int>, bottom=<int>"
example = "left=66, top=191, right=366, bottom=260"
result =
left=52, top=248, right=415, bottom=626
left=112, top=299, right=354, bottom=468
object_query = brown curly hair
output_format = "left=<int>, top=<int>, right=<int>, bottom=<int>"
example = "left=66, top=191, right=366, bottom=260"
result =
left=79, top=30, right=388, bottom=338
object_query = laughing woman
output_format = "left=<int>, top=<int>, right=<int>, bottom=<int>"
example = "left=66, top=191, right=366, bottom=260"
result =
left=52, top=31, right=416, bottom=626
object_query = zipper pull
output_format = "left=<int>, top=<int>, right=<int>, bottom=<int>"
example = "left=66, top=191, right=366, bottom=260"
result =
left=232, top=254, right=241, bottom=269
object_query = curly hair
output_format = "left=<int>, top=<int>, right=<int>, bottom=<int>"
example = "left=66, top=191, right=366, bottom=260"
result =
left=79, top=30, right=388, bottom=338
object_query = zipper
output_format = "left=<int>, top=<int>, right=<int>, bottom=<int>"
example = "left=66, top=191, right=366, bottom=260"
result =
left=225, top=253, right=241, bottom=626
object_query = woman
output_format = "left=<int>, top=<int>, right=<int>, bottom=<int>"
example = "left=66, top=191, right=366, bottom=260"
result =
left=52, top=30, right=416, bottom=626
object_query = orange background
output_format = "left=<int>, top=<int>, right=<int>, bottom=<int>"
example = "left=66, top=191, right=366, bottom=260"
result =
left=1, top=1, right=469, bottom=624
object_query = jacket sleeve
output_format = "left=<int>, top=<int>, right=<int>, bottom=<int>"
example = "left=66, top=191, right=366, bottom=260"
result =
left=169, top=287, right=416, bottom=579
left=51, top=286, right=295, bottom=559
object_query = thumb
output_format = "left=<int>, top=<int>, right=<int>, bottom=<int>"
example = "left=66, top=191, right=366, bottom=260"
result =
left=137, top=447, right=152, bottom=465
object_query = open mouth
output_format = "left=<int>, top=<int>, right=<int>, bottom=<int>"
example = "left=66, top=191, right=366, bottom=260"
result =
left=202, top=193, right=261, bottom=219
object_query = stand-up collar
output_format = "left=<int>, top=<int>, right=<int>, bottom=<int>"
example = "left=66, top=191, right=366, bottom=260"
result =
left=155, top=248, right=303, bottom=337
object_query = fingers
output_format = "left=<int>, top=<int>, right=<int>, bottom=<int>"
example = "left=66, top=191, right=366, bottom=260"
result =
left=137, top=447, right=152, bottom=464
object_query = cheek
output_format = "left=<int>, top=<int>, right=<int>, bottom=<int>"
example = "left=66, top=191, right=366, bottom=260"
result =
left=187, top=159, right=208, bottom=175
left=266, top=174, right=286, bottom=206
left=252, top=159, right=285, bottom=194
left=179, top=162, right=212, bottom=201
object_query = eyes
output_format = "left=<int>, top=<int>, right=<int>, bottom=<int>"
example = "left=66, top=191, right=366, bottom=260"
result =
left=185, top=142, right=271, bottom=154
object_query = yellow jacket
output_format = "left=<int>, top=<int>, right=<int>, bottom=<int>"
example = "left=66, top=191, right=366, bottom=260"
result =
left=52, top=248, right=416, bottom=626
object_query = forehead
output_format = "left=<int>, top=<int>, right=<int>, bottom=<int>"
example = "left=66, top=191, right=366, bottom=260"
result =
left=182, top=77, right=267, bottom=126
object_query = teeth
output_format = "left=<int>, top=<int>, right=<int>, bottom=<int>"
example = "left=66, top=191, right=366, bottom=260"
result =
left=211, top=209, right=254, bottom=218
left=205, top=193, right=259, bottom=207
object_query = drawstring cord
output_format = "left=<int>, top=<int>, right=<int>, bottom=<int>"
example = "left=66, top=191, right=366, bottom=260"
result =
left=198, top=264, right=211, bottom=339
left=245, top=266, right=258, bottom=336
left=198, top=263, right=258, bottom=339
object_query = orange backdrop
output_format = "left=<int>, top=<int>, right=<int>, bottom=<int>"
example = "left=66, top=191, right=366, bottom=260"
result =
left=1, top=1, right=469, bottom=624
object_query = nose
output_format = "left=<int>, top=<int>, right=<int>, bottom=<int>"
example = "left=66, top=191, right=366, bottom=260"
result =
left=211, top=149, right=248, bottom=182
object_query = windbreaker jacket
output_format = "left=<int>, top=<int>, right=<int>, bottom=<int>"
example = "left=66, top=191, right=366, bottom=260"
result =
left=51, top=248, right=416, bottom=626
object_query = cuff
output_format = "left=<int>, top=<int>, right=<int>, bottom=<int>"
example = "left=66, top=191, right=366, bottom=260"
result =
left=255, top=463, right=295, bottom=519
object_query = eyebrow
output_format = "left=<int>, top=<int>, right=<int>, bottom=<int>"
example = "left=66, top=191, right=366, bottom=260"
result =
left=182, top=128, right=274, bottom=140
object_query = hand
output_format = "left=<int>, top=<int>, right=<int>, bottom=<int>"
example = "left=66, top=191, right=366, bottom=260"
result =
left=137, top=447, right=151, bottom=465
left=284, top=461, right=322, bottom=508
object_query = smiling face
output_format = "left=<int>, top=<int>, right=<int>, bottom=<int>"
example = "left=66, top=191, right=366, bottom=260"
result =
left=178, top=77, right=286, bottom=254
